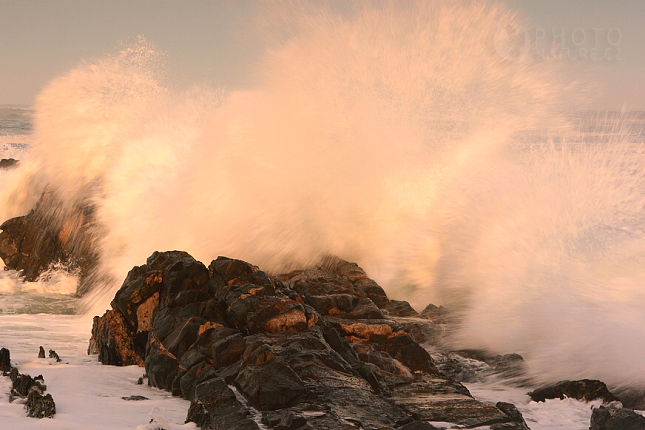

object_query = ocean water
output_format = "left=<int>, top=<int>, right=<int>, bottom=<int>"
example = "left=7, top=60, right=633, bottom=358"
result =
left=1, top=1, right=645, bottom=428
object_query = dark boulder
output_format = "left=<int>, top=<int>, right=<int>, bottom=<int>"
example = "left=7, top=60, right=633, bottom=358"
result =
left=590, top=402, right=645, bottom=430
left=528, top=379, right=619, bottom=403
left=0, top=347, right=10, bottom=373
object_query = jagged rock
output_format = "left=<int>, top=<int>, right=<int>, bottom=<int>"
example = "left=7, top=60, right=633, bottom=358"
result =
left=0, top=347, right=10, bottom=373
left=90, top=252, right=529, bottom=429
left=25, top=390, right=56, bottom=418
left=529, top=379, right=619, bottom=404
left=5, top=363, right=56, bottom=419
left=88, top=309, right=144, bottom=366
left=0, top=191, right=97, bottom=294
left=38, top=346, right=45, bottom=358
left=590, top=402, right=645, bottom=430
left=10, top=367, right=36, bottom=397
left=383, top=300, right=419, bottom=317
left=48, top=349, right=61, bottom=362
left=420, top=304, right=449, bottom=323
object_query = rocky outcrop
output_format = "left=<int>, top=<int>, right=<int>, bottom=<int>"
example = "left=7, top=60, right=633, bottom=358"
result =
left=0, top=190, right=97, bottom=295
left=528, top=379, right=620, bottom=404
left=590, top=402, right=645, bottom=430
left=89, top=251, right=529, bottom=430
left=0, top=348, right=56, bottom=418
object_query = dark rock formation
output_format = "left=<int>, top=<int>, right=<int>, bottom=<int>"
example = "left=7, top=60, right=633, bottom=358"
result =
left=528, top=379, right=620, bottom=404
left=0, top=158, right=19, bottom=169
left=0, top=347, right=10, bottom=373
left=38, top=346, right=45, bottom=358
left=1, top=349, right=56, bottom=418
left=90, top=251, right=529, bottom=430
left=122, top=395, right=149, bottom=401
left=419, top=303, right=450, bottom=323
left=590, top=402, right=645, bottom=430
left=25, top=390, right=56, bottom=418
left=48, top=349, right=61, bottom=362
left=0, top=190, right=97, bottom=295
left=383, top=300, right=419, bottom=317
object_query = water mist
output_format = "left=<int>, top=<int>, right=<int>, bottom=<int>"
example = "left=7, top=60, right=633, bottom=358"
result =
left=3, top=1, right=644, bottom=390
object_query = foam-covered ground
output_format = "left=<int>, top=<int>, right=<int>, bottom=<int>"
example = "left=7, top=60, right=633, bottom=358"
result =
left=0, top=313, right=196, bottom=430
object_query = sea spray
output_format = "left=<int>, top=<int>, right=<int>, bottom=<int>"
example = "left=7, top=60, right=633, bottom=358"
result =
left=7, top=1, right=644, bottom=390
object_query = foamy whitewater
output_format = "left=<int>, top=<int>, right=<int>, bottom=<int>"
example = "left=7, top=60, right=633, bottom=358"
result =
left=1, top=1, right=645, bottom=428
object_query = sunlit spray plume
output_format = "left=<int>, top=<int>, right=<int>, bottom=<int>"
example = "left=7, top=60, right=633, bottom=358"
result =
left=9, top=1, right=645, bottom=389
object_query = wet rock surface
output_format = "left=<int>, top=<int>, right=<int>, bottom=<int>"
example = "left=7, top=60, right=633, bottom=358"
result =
left=90, top=251, right=530, bottom=430
left=590, top=402, right=645, bottom=430
left=0, top=348, right=56, bottom=418
left=0, top=190, right=97, bottom=294
left=528, top=379, right=620, bottom=404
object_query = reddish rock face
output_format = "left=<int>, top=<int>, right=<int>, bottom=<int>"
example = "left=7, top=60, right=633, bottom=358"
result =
left=88, top=309, right=144, bottom=367
left=89, top=251, right=530, bottom=430
left=0, top=191, right=97, bottom=295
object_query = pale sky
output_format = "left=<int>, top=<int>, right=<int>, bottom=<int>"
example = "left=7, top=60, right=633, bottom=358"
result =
left=1, top=0, right=643, bottom=108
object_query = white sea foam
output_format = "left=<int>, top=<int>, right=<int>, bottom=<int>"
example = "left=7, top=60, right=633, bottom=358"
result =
left=0, top=314, right=196, bottom=430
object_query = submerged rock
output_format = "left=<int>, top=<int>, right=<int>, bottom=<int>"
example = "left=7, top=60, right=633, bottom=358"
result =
left=90, top=251, right=530, bottom=430
left=528, top=379, right=619, bottom=404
